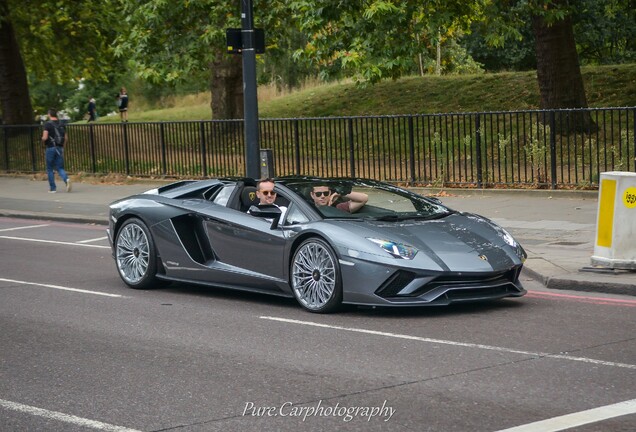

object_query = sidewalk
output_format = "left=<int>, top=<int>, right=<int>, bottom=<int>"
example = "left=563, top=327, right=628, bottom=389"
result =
left=1, top=175, right=634, bottom=296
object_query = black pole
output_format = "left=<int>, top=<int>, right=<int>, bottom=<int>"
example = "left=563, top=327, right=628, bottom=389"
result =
left=242, top=0, right=260, bottom=179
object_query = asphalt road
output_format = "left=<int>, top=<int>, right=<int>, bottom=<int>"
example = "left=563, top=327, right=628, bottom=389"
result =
left=1, top=217, right=635, bottom=432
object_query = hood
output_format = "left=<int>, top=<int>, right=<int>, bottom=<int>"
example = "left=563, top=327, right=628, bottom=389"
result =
left=330, top=213, right=522, bottom=272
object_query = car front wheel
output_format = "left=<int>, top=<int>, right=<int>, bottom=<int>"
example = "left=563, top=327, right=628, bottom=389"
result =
left=115, top=218, right=159, bottom=289
left=291, top=238, right=342, bottom=313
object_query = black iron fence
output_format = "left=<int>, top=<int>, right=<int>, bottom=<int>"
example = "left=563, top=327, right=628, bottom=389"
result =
left=2, top=107, right=635, bottom=188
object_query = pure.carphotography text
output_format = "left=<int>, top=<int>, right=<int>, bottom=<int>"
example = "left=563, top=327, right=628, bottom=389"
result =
left=242, top=400, right=396, bottom=422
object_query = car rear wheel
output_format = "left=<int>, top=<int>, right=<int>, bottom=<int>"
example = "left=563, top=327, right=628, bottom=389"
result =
left=115, top=218, right=159, bottom=289
left=291, top=238, right=342, bottom=313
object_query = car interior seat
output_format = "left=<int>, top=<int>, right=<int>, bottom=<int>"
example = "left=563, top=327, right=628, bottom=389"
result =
left=239, top=186, right=259, bottom=212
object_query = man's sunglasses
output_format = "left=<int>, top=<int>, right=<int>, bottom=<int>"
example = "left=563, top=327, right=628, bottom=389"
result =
left=313, top=191, right=331, bottom=197
left=259, top=190, right=276, bottom=196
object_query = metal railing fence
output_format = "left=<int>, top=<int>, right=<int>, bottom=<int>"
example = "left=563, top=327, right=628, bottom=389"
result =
left=2, top=107, right=634, bottom=188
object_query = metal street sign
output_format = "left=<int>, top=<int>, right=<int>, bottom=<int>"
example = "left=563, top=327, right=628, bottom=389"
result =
left=226, top=28, right=265, bottom=54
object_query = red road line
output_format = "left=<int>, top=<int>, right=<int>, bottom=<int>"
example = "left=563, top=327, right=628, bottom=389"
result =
left=526, top=290, right=636, bottom=307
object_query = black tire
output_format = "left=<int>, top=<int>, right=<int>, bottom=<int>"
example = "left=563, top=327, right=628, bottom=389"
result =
left=290, top=238, right=343, bottom=313
left=115, top=218, right=160, bottom=290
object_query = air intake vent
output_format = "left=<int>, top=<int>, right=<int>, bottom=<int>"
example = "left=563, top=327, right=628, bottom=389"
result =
left=375, top=271, right=417, bottom=298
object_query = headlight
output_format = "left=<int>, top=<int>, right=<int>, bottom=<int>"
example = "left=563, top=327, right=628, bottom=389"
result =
left=497, top=227, right=526, bottom=261
left=367, top=238, right=418, bottom=260
left=500, top=228, right=516, bottom=247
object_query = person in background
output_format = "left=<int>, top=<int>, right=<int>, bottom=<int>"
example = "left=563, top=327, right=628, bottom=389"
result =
left=310, top=184, right=367, bottom=213
left=87, top=97, right=96, bottom=122
left=118, top=87, right=129, bottom=122
left=41, top=109, right=71, bottom=193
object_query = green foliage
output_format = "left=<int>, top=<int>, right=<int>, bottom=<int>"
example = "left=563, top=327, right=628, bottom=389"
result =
left=9, top=0, right=122, bottom=82
left=114, top=0, right=240, bottom=84
left=291, top=0, right=486, bottom=83
left=572, top=0, right=636, bottom=64
left=524, top=122, right=550, bottom=186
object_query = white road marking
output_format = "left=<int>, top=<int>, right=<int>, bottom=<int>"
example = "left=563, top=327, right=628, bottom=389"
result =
left=260, top=316, right=636, bottom=370
left=495, top=398, right=636, bottom=432
left=0, top=398, right=141, bottom=432
left=0, top=278, right=124, bottom=298
left=77, top=236, right=108, bottom=244
left=0, top=235, right=109, bottom=249
left=0, top=223, right=50, bottom=232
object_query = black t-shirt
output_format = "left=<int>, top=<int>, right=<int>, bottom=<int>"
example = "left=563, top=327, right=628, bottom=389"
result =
left=44, top=120, right=65, bottom=147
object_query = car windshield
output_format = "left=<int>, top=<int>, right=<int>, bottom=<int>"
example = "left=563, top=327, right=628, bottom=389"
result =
left=284, top=180, right=452, bottom=220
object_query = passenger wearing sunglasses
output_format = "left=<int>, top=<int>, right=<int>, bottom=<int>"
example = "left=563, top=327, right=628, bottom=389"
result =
left=249, top=178, right=287, bottom=220
left=310, top=185, right=368, bottom=213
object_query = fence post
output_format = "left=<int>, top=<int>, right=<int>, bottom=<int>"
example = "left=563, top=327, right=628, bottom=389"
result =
left=3, top=127, right=8, bottom=170
left=123, top=123, right=130, bottom=175
left=30, top=126, right=37, bottom=172
left=348, top=118, right=356, bottom=178
left=294, top=119, right=301, bottom=175
left=200, top=122, right=207, bottom=177
left=408, top=116, right=416, bottom=185
left=160, top=123, right=167, bottom=175
left=89, top=124, right=96, bottom=173
left=550, top=111, right=557, bottom=189
left=475, top=115, right=482, bottom=188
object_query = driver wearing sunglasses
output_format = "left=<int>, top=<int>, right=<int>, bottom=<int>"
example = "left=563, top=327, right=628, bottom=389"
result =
left=310, top=184, right=368, bottom=213
left=250, top=178, right=287, bottom=220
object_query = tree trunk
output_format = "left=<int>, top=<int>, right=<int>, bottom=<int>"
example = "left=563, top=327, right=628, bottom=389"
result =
left=532, top=9, right=596, bottom=133
left=209, top=54, right=244, bottom=120
left=0, top=0, right=34, bottom=125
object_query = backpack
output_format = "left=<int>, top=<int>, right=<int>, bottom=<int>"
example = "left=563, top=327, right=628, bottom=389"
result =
left=48, top=121, right=65, bottom=146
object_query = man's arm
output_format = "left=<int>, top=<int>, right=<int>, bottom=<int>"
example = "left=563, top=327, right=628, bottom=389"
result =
left=345, top=191, right=368, bottom=213
left=41, top=129, right=49, bottom=145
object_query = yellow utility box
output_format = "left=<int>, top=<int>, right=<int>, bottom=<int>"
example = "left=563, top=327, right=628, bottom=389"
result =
left=591, top=171, right=636, bottom=269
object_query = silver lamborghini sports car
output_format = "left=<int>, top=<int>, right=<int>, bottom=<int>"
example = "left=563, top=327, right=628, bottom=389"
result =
left=107, top=177, right=527, bottom=313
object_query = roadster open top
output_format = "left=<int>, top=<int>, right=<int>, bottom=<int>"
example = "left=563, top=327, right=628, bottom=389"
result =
left=108, top=177, right=527, bottom=313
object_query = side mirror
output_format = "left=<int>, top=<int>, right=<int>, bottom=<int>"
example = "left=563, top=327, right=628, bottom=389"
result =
left=248, top=204, right=282, bottom=229
left=427, top=196, right=443, bottom=205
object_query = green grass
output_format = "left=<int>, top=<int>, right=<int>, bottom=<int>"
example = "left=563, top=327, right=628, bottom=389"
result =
left=90, top=63, right=636, bottom=123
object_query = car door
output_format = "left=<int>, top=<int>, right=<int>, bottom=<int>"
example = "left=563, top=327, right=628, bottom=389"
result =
left=201, top=207, right=289, bottom=288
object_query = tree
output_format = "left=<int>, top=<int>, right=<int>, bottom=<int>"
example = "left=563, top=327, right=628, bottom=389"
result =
left=572, top=0, right=636, bottom=65
left=0, top=0, right=32, bottom=124
left=115, top=0, right=245, bottom=119
left=291, top=0, right=484, bottom=83
left=532, top=4, right=588, bottom=110
left=116, top=0, right=304, bottom=119
left=525, top=0, right=596, bottom=132
left=0, top=0, right=121, bottom=124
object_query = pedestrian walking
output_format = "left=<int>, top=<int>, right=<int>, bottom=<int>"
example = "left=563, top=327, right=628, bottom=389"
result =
left=87, top=97, right=97, bottom=122
left=41, top=109, right=71, bottom=193
left=118, top=87, right=129, bottom=122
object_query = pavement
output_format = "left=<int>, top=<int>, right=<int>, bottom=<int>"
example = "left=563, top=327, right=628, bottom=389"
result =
left=1, top=174, right=635, bottom=296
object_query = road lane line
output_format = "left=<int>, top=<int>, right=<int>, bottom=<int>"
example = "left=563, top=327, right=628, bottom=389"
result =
left=260, top=316, right=636, bottom=370
left=0, top=235, right=109, bottom=249
left=526, top=291, right=636, bottom=306
left=495, top=398, right=636, bottom=432
left=0, top=278, right=124, bottom=298
left=77, top=236, right=108, bottom=244
left=0, top=398, right=141, bottom=432
left=0, top=224, right=50, bottom=232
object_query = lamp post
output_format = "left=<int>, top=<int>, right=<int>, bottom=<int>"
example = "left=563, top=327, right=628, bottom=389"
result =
left=241, top=0, right=260, bottom=179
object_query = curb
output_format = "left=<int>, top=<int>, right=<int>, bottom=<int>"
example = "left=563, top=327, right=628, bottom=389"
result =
left=412, top=187, right=598, bottom=199
left=0, top=210, right=108, bottom=226
left=521, top=264, right=636, bottom=297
